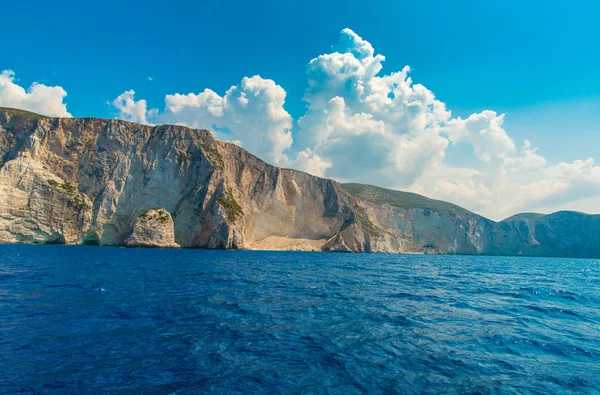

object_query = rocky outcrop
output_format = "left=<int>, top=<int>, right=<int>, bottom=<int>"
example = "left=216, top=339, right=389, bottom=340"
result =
left=0, top=107, right=599, bottom=258
left=124, top=208, right=180, bottom=248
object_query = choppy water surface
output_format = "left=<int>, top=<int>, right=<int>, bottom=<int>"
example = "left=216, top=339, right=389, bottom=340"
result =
left=1, top=245, right=599, bottom=394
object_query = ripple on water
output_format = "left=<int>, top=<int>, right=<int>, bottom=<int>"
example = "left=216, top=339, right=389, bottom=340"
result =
left=0, top=245, right=599, bottom=394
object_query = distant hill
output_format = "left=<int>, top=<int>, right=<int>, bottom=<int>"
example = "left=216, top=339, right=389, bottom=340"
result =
left=340, top=183, right=473, bottom=215
left=502, top=212, right=545, bottom=222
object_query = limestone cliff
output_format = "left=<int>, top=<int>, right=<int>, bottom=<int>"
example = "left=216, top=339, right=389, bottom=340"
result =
left=124, top=207, right=180, bottom=248
left=0, top=107, right=598, bottom=258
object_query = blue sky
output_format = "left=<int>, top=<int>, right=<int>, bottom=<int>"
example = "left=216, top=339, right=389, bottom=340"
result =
left=2, top=0, right=600, bottom=219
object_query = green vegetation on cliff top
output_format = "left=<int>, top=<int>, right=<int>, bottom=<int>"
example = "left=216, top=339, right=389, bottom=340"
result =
left=341, top=183, right=472, bottom=214
left=0, top=107, right=48, bottom=120
left=139, top=207, right=170, bottom=222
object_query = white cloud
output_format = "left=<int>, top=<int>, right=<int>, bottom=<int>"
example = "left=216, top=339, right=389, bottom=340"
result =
left=295, top=29, right=451, bottom=187
left=446, top=111, right=515, bottom=163
left=108, top=29, right=600, bottom=220
left=0, top=70, right=71, bottom=117
left=162, top=75, right=293, bottom=165
left=111, top=90, right=157, bottom=125
left=291, top=148, right=331, bottom=177
left=293, top=29, right=600, bottom=219
left=113, top=75, right=293, bottom=165
left=410, top=141, right=600, bottom=220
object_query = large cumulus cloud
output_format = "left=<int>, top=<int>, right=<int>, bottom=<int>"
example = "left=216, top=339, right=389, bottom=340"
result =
left=295, top=28, right=451, bottom=186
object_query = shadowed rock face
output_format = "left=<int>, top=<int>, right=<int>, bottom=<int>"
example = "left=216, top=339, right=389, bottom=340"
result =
left=0, top=108, right=599, bottom=258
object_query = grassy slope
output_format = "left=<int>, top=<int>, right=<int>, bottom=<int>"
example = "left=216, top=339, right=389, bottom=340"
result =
left=0, top=107, right=48, bottom=120
left=341, top=184, right=597, bottom=223
left=502, top=212, right=545, bottom=222
left=341, top=183, right=473, bottom=215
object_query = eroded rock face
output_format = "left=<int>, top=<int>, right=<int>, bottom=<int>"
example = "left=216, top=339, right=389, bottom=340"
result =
left=0, top=150, right=92, bottom=244
left=124, top=208, right=180, bottom=248
left=1, top=108, right=599, bottom=258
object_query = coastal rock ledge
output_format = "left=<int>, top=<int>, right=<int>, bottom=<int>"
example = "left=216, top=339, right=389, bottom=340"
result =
left=124, top=208, right=180, bottom=248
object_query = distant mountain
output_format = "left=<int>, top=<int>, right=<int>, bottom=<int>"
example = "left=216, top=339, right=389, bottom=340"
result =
left=502, top=212, right=546, bottom=222
left=341, top=183, right=473, bottom=215
left=1, top=107, right=599, bottom=257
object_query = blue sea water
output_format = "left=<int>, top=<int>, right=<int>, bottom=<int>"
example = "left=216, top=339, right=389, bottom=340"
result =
left=0, top=246, right=599, bottom=394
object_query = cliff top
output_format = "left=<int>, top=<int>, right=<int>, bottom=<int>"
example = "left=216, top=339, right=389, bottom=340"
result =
left=341, top=183, right=473, bottom=215
left=1, top=107, right=593, bottom=224
left=502, top=212, right=545, bottom=222
left=0, top=107, right=49, bottom=120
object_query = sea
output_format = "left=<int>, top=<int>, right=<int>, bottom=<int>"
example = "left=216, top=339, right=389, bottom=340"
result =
left=1, top=245, right=599, bottom=394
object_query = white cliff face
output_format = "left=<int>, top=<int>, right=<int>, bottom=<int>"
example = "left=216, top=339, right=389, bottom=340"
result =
left=0, top=111, right=352, bottom=250
left=0, top=150, right=92, bottom=244
left=0, top=112, right=229, bottom=247
left=124, top=208, right=180, bottom=248
left=0, top=108, right=599, bottom=258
